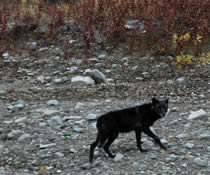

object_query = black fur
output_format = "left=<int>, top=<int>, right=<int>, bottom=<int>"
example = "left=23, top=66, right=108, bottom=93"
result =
left=89, top=98, right=169, bottom=163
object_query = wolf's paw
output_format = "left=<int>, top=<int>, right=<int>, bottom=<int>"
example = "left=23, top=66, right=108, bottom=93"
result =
left=139, top=148, right=148, bottom=152
left=160, top=144, right=167, bottom=150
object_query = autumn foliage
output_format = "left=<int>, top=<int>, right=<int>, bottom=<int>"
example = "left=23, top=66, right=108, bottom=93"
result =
left=0, top=0, right=209, bottom=57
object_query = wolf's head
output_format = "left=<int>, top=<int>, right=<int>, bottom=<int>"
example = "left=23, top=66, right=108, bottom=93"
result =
left=152, top=98, right=169, bottom=118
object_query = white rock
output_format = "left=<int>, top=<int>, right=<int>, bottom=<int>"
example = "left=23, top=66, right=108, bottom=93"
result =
left=86, top=113, right=97, bottom=120
left=14, top=117, right=27, bottom=124
left=84, top=69, right=108, bottom=84
left=188, top=109, right=207, bottom=120
left=7, top=130, right=24, bottom=139
left=176, top=77, right=185, bottom=84
left=75, top=102, right=85, bottom=110
left=184, top=143, right=194, bottom=149
left=114, top=153, right=124, bottom=162
left=161, top=139, right=168, bottom=144
left=29, top=41, right=37, bottom=50
left=39, top=143, right=56, bottom=149
left=71, top=76, right=95, bottom=85
left=41, top=109, right=60, bottom=116
left=55, top=152, right=64, bottom=158
left=48, top=116, right=63, bottom=129
left=37, top=76, right=45, bottom=83
left=198, top=133, right=210, bottom=140
left=18, top=133, right=31, bottom=142
left=176, top=133, right=188, bottom=139
left=193, top=157, right=208, bottom=167
left=47, top=100, right=59, bottom=106
left=3, top=52, right=9, bottom=58
left=98, top=54, right=107, bottom=60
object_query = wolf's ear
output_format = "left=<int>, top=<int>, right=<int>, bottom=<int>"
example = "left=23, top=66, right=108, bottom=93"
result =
left=152, top=98, right=159, bottom=104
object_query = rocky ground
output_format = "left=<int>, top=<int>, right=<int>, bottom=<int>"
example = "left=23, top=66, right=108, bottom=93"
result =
left=0, top=23, right=210, bottom=175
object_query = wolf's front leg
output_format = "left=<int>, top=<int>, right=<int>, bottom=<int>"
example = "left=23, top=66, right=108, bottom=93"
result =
left=135, top=129, right=148, bottom=152
left=143, top=127, right=167, bottom=150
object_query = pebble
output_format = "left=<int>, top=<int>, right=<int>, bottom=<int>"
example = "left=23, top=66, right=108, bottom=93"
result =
left=47, top=100, right=59, bottom=106
left=7, top=130, right=24, bottom=139
left=198, top=133, right=210, bottom=140
left=73, top=126, right=83, bottom=133
left=114, top=153, right=124, bottom=162
left=18, top=133, right=31, bottom=142
left=37, top=75, right=45, bottom=83
left=188, top=109, right=207, bottom=120
left=71, top=76, right=95, bottom=85
left=176, top=133, right=188, bottom=139
left=48, top=116, right=63, bottom=129
left=14, top=117, right=27, bottom=124
left=161, top=139, right=168, bottom=144
left=29, top=41, right=37, bottom=50
left=53, top=78, right=63, bottom=84
left=39, top=143, right=56, bottom=149
left=193, top=157, right=208, bottom=167
left=146, top=153, right=157, bottom=159
left=55, top=152, right=64, bottom=158
left=98, top=54, right=107, bottom=60
left=86, top=113, right=97, bottom=120
left=176, top=77, right=185, bottom=84
left=84, top=69, right=108, bottom=84
left=185, top=143, right=195, bottom=149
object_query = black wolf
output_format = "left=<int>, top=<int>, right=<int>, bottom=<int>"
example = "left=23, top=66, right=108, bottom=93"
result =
left=89, top=97, right=169, bottom=163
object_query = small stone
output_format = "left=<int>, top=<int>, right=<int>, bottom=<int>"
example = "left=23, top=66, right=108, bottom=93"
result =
left=86, top=113, right=97, bottom=120
left=198, top=133, right=210, bottom=140
left=48, top=116, right=63, bottom=129
left=14, top=117, right=27, bottom=124
left=71, top=76, right=95, bottom=86
left=29, top=42, right=37, bottom=50
left=47, top=100, right=59, bottom=106
left=8, top=102, right=25, bottom=112
left=3, top=52, right=9, bottom=58
left=176, top=77, right=185, bottom=84
left=39, top=122, right=47, bottom=127
left=185, top=143, right=194, bottom=149
left=207, top=146, right=210, bottom=151
left=146, top=153, right=157, bottom=159
left=69, top=147, right=77, bottom=153
left=98, top=54, right=107, bottom=60
left=161, top=139, right=168, bottom=144
left=136, top=77, right=144, bottom=81
left=176, top=133, right=188, bottom=139
left=55, top=152, right=64, bottom=158
left=53, top=78, right=63, bottom=84
left=193, top=157, right=208, bottom=167
left=37, top=76, right=45, bottom=83
left=42, top=109, right=59, bottom=116
left=39, top=143, right=56, bottom=149
left=18, top=133, right=31, bottom=142
left=188, top=109, right=207, bottom=120
left=114, top=153, right=124, bottom=162
left=167, top=80, right=174, bottom=85
left=84, top=69, right=108, bottom=84
left=72, top=58, right=83, bottom=65
left=73, top=126, right=83, bottom=133
left=75, top=102, right=85, bottom=110
left=7, top=130, right=24, bottom=139
left=88, top=122, right=97, bottom=130
left=56, top=170, right=62, bottom=174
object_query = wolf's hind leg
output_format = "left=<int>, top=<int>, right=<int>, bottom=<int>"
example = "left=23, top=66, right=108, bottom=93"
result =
left=103, top=131, right=119, bottom=158
left=89, top=135, right=99, bottom=163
